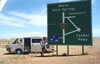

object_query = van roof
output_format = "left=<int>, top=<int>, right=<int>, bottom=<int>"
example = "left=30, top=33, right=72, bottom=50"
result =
left=24, top=36, right=43, bottom=39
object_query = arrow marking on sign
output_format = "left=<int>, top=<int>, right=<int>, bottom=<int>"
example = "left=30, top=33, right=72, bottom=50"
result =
left=48, top=12, right=81, bottom=44
left=62, top=12, right=81, bottom=43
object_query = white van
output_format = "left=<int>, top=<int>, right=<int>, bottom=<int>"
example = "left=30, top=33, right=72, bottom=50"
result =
left=6, top=37, right=54, bottom=54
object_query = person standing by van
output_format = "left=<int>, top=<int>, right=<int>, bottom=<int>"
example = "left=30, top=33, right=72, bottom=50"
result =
left=40, top=37, right=47, bottom=56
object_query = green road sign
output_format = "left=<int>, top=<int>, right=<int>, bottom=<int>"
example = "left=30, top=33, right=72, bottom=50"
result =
left=47, top=0, right=92, bottom=45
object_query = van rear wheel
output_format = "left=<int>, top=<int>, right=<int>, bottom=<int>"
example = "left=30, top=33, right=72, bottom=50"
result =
left=16, top=49, right=22, bottom=54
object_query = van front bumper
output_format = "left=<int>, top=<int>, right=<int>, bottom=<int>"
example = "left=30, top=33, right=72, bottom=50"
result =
left=6, top=48, right=11, bottom=52
left=6, top=45, right=11, bottom=53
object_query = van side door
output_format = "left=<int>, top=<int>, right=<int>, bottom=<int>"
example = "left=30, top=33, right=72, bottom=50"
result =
left=31, top=39, right=42, bottom=52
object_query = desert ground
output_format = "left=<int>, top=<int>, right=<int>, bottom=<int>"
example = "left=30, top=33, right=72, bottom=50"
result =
left=0, top=37, right=100, bottom=64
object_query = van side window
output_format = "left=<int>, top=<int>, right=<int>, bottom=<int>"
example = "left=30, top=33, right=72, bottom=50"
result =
left=32, top=39, right=42, bottom=43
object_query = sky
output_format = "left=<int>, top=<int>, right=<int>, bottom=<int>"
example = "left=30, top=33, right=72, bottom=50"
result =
left=0, top=0, right=99, bottom=38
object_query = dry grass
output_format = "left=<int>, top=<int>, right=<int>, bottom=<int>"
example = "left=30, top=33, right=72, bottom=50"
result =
left=0, top=38, right=100, bottom=64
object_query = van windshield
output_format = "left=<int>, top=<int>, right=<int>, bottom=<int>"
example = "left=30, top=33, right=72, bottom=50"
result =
left=12, top=39, right=18, bottom=44
left=12, top=38, right=22, bottom=44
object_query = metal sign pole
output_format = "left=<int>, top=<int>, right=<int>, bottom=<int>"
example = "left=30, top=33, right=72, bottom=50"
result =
left=67, top=45, right=69, bottom=55
left=82, top=45, right=84, bottom=55
left=56, top=45, right=58, bottom=56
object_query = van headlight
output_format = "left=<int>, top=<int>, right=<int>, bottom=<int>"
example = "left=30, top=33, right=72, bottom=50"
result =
left=6, top=45, right=11, bottom=52
left=6, top=45, right=10, bottom=49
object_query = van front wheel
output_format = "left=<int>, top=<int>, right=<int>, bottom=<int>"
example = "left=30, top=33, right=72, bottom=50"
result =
left=16, top=49, right=22, bottom=54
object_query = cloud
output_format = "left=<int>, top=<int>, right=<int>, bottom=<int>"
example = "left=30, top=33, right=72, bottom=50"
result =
left=0, top=11, right=47, bottom=38
left=2, top=32, right=46, bottom=38
left=8, top=11, right=47, bottom=27
left=0, top=8, right=47, bottom=27
left=0, top=0, right=7, bottom=12
left=0, top=7, right=47, bottom=38
left=0, top=13, right=27, bottom=27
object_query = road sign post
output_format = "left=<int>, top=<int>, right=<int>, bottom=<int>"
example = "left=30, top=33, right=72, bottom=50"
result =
left=56, top=45, right=58, bottom=56
left=67, top=45, right=69, bottom=55
left=82, top=45, right=84, bottom=55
